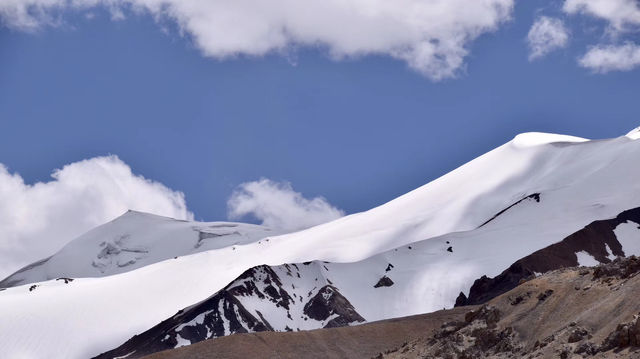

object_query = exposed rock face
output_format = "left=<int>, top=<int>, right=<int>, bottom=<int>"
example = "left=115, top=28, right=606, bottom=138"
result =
left=383, top=305, right=521, bottom=358
left=374, top=276, right=394, bottom=288
left=303, top=285, right=365, bottom=328
left=601, top=314, right=640, bottom=350
left=94, top=262, right=364, bottom=359
left=479, top=193, right=541, bottom=228
left=456, top=207, right=640, bottom=307
left=593, top=256, right=640, bottom=280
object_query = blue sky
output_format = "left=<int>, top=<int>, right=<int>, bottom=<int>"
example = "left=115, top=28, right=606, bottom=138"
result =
left=1, top=0, right=639, bottom=225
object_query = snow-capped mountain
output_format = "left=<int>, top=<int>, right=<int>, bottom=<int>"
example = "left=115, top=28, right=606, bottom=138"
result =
left=95, top=261, right=366, bottom=359
left=2, top=130, right=640, bottom=359
left=99, top=205, right=640, bottom=359
left=0, top=211, right=276, bottom=288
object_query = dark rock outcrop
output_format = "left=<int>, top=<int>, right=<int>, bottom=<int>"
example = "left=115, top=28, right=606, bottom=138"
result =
left=456, top=207, right=640, bottom=307
left=479, top=193, right=541, bottom=228
left=95, top=263, right=364, bottom=359
left=601, top=313, right=640, bottom=350
left=303, top=285, right=365, bottom=328
left=374, top=276, right=394, bottom=288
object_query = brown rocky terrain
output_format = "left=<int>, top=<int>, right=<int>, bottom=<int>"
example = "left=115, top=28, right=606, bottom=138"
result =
left=383, top=256, right=640, bottom=358
left=139, top=257, right=640, bottom=359
left=140, top=307, right=473, bottom=359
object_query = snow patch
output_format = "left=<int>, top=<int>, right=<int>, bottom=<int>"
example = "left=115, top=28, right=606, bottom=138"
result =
left=604, top=243, right=617, bottom=261
left=576, top=251, right=599, bottom=267
left=174, top=335, right=190, bottom=348
left=113, top=352, right=136, bottom=359
left=614, top=221, right=640, bottom=257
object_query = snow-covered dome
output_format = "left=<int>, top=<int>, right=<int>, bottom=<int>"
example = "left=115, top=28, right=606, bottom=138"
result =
left=626, top=126, right=640, bottom=140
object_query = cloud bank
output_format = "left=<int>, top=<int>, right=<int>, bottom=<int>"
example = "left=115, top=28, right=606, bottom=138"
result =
left=564, top=0, right=640, bottom=72
left=228, top=178, right=344, bottom=232
left=564, top=0, right=640, bottom=32
left=527, top=16, right=569, bottom=60
left=0, top=156, right=192, bottom=278
left=0, top=0, right=514, bottom=80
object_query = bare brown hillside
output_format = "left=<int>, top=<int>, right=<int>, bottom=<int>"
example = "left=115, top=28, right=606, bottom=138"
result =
left=383, top=256, right=640, bottom=358
left=141, top=307, right=473, bottom=359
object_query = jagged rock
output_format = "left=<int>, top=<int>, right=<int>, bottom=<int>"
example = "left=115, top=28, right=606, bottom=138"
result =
left=303, top=285, right=365, bottom=328
left=455, top=292, right=468, bottom=307
left=574, top=341, right=599, bottom=355
left=456, top=262, right=536, bottom=306
left=601, top=313, right=640, bottom=350
left=464, top=305, right=501, bottom=327
left=509, top=291, right=531, bottom=306
left=567, top=327, right=588, bottom=343
left=394, top=305, right=519, bottom=358
left=537, top=289, right=553, bottom=301
left=533, top=334, right=555, bottom=350
left=593, top=256, right=640, bottom=280
left=374, top=276, right=394, bottom=288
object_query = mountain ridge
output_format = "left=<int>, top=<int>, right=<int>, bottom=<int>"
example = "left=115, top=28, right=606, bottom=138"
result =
left=2, top=130, right=640, bottom=358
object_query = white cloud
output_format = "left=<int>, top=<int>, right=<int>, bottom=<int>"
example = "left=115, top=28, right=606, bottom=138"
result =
left=227, top=178, right=343, bottom=232
left=578, top=42, right=640, bottom=72
left=527, top=16, right=569, bottom=60
left=0, top=0, right=514, bottom=80
left=563, top=0, right=640, bottom=32
left=563, top=0, right=640, bottom=73
left=0, top=155, right=192, bottom=278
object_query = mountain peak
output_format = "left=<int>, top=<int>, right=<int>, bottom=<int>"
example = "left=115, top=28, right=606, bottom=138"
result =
left=510, top=132, right=588, bottom=147
left=626, top=126, right=640, bottom=140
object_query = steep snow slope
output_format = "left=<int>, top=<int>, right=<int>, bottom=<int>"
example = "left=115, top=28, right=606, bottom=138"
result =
left=0, top=211, right=276, bottom=288
left=99, top=207, right=640, bottom=359
left=2, top=131, right=640, bottom=359
left=1, top=132, right=587, bottom=288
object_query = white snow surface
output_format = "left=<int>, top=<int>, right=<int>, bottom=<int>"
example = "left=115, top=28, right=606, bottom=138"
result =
left=576, top=251, right=599, bottom=267
left=614, top=221, right=640, bottom=257
left=2, top=132, right=640, bottom=358
left=0, top=211, right=277, bottom=287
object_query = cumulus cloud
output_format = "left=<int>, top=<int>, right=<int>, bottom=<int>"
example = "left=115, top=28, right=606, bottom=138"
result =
left=0, top=0, right=514, bottom=80
left=578, top=42, right=640, bottom=72
left=0, top=155, right=192, bottom=278
left=563, top=0, right=640, bottom=32
left=527, top=16, right=569, bottom=60
left=228, top=178, right=343, bottom=232
left=564, top=0, right=640, bottom=72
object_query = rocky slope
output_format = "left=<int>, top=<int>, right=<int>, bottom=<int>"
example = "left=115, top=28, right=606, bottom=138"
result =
left=144, top=308, right=474, bottom=359
left=383, top=256, right=640, bottom=358
left=95, top=261, right=365, bottom=359
left=456, top=207, right=640, bottom=307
